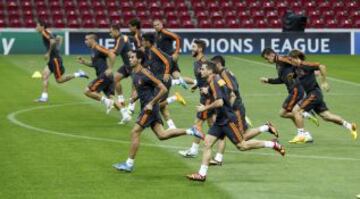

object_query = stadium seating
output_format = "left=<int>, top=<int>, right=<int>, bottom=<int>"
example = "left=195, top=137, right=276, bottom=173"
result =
left=0, top=0, right=359, bottom=28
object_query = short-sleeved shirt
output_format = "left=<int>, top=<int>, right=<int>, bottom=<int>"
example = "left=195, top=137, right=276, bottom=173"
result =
left=131, top=68, right=163, bottom=107
left=295, top=65, right=320, bottom=93
left=111, top=35, right=131, bottom=66
left=41, top=29, right=60, bottom=58
left=208, top=74, right=237, bottom=125
left=219, top=68, right=244, bottom=106
left=155, top=28, right=180, bottom=56
left=146, top=46, right=171, bottom=80
left=193, top=57, right=208, bottom=88
left=90, top=45, right=110, bottom=77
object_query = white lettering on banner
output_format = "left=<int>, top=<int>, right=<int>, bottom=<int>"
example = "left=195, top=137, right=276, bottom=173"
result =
left=217, top=38, right=229, bottom=53
left=98, top=38, right=115, bottom=49
left=271, top=38, right=280, bottom=52
left=281, top=39, right=292, bottom=52
left=271, top=38, right=330, bottom=53
left=2, top=38, right=15, bottom=55
left=244, top=39, right=253, bottom=53
left=294, top=39, right=306, bottom=51
left=321, top=38, right=330, bottom=53
left=182, top=38, right=255, bottom=53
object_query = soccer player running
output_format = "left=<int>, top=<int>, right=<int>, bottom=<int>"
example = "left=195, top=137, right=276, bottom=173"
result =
left=112, top=50, right=205, bottom=172
left=108, top=24, right=133, bottom=123
left=288, top=49, right=357, bottom=141
left=77, top=33, right=122, bottom=113
left=260, top=48, right=313, bottom=143
left=35, top=20, right=88, bottom=102
left=178, top=40, right=215, bottom=157
left=128, top=18, right=143, bottom=51
left=208, top=55, right=275, bottom=165
left=153, top=19, right=194, bottom=89
left=142, top=33, right=186, bottom=129
left=186, top=61, right=285, bottom=182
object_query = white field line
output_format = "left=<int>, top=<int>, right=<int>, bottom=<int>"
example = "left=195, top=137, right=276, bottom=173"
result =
left=229, top=56, right=360, bottom=87
left=7, top=103, right=360, bottom=162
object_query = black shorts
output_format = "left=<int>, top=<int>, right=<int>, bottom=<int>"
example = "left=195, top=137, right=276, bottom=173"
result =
left=48, top=57, right=65, bottom=80
left=88, top=73, right=114, bottom=97
left=170, top=59, right=181, bottom=74
left=117, top=64, right=132, bottom=78
left=136, top=104, right=163, bottom=128
left=196, top=93, right=215, bottom=120
left=299, top=89, right=328, bottom=114
left=282, top=87, right=304, bottom=112
left=233, top=102, right=248, bottom=132
left=159, top=79, right=172, bottom=103
left=208, top=121, right=244, bottom=145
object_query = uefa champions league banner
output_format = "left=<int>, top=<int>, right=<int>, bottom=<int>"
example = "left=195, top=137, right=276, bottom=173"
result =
left=0, top=31, right=65, bottom=55
left=68, top=32, right=351, bottom=55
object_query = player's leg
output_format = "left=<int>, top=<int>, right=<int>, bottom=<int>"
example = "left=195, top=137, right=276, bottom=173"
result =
left=114, top=72, right=126, bottom=105
left=318, top=110, right=357, bottom=139
left=210, top=138, right=225, bottom=166
left=35, top=66, right=51, bottom=102
left=112, top=123, right=143, bottom=172
left=53, top=58, right=88, bottom=83
left=159, top=104, right=177, bottom=129
left=178, top=118, right=204, bottom=157
left=152, top=122, right=204, bottom=140
left=186, top=130, right=220, bottom=181
left=113, top=71, right=132, bottom=124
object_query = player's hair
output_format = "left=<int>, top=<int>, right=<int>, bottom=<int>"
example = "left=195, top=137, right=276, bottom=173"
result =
left=142, top=33, right=155, bottom=45
left=289, top=49, right=306, bottom=61
left=131, top=50, right=146, bottom=65
left=110, top=24, right=121, bottom=31
left=86, top=32, right=98, bottom=40
left=205, top=61, right=217, bottom=73
left=211, top=55, right=225, bottom=67
left=194, top=39, right=206, bottom=52
left=36, top=19, right=48, bottom=28
left=261, top=48, right=275, bottom=57
left=129, top=18, right=141, bottom=29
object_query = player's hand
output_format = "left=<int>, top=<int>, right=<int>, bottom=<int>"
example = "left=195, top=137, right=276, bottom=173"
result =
left=200, top=87, right=209, bottom=95
left=163, top=74, right=170, bottom=82
left=321, top=81, right=330, bottom=92
left=196, top=104, right=206, bottom=112
left=144, top=103, right=153, bottom=112
left=139, top=46, right=145, bottom=52
left=44, top=53, right=50, bottom=61
left=172, top=53, right=179, bottom=62
left=260, top=77, right=269, bottom=83
left=105, top=68, right=112, bottom=77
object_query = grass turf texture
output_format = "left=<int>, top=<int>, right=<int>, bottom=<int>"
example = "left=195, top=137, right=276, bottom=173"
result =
left=0, top=55, right=359, bottom=199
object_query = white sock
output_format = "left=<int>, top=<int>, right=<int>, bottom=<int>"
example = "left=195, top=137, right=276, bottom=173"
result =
left=303, top=131, right=312, bottom=138
left=297, top=128, right=305, bottom=136
left=74, top=72, right=80, bottom=77
left=193, top=79, right=198, bottom=85
left=167, top=119, right=176, bottom=129
left=126, top=158, right=134, bottom=167
left=258, top=125, right=269, bottom=133
left=302, top=111, right=311, bottom=119
left=172, top=79, right=180, bottom=85
left=117, top=95, right=125, bottom=103
left=186, top=128, right=193, bottom=135
left=128, top=102, right=135, bottom=112
left=100, top=96, right=110, bottom=105
left=41, top=92, right=48, bottom=99
left=198, top=164, right=208, bottom=176
left=121, top=107, right=129, bottom=118
left=264, top=141, right=275, bottom=148
left=166, top=96, right=177, bottom=104
left=190, top=142, right=199, bottom=153
left=214, top=153, right=223, bottom=162
left=342, top=121, right=352, bottom=130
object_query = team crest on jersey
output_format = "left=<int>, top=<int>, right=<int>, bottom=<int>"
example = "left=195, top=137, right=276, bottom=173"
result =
left=217, top=79, right=226, bottom=86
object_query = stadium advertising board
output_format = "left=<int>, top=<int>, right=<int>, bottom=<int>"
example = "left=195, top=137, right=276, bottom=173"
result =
left=0, top=32, right=65, bottom=55
left=355, top=32, right=360, bottom=55
left=69, top=32, right=350, bottom=55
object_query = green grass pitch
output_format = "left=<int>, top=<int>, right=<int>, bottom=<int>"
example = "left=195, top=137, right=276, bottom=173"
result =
left=0, top=54, right=359, bottom=199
